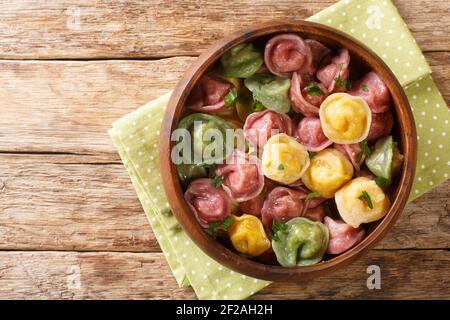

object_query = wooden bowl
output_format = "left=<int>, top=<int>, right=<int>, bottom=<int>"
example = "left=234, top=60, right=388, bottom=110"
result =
left=159, top=21, right=417, bottom=281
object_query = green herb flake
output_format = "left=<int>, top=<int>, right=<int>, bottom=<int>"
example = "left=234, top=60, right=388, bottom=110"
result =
left=361, top=84, right=369, bottom=92
left=272, top=220, right=288, bottom=241
left=224, top=89, right=237, bottom=108
left=211, top=175, right=223, bottom=188
left=220, top=216, right=233, bottom=231
left=207, top=216, right=233, bottom=239
left=304, top=83, right=324, bottom=96
left=334, top=64, right=345, bottom=88
left=277, top=164, right=285, bottom=171
left=334, top=63, right=351, bottom=89
left=252, top=99, right=265, bottom=111
left=375, top=176, right=388, bottom=188
left=308, top=151, right=317, bottom=159
left=207, top=221, right=219, bottom=239
left=305, top=191, right=320, bottom=201
left=358, top=190, right=374, bottom=209
left=357, top=139, right=371, bottom=163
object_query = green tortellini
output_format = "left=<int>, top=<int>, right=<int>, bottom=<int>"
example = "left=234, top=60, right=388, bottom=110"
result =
left=272, top=217, right=329, bottom=267
left=177, top=163, right=208, bottom=187
left=176, top=113, right=232, bottom=166
left=244, top=74, right=291, bottom=114
left=366, top=135, right=403, bottom=182
left=221, top=43, right=264, bottom=78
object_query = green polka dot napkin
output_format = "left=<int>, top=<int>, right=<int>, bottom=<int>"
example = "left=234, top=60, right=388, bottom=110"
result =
left=108, top=0, right=449, bottom=300
left=307, top=0, right=449, bottom=201
left=109, top=93, right=271, bottom=299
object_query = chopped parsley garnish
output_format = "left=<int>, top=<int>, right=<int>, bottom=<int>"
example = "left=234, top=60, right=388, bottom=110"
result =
left=375, top=176, right=388, bottom=188
left=277, top=164, right=285, bottom=171
left=220, top=216, right=233, bottom=231
left=334, top=63, right=351, bottom=89
left=272, top=220, right=288, bottom=241
left=211, top=175, right=223, bottom=188
left=308, top=151, right=317, bottom=159
left=224, top=89, right=237, bottom=108
left=305, top=191, right=321, bottom=201
left=208, top=222, right=219, bottom=237
left=252, top=99, right=265, bottom=111
left=304, top=83, right=324, bottom=96
left=361, top=84, right=369, bottom=92
left=208, top=216, right=233, bottom=239
left=358, top=190, right=374, bottom=209
left=357, top=139, right=371, bottom=163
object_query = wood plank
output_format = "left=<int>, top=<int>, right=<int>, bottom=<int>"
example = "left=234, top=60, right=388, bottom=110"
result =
left=1, top=154, right=448, bottom=251
left=0, top=53, right=448, bottom=155
left=0, top=57, right=196, bottom=154
left=0, top=0, right=448, bottom=59
left=0, top=154, right=157, bottom=252
left=0, top=250, right=447, bottom=299
left=254, top=249, right=450, bottom=300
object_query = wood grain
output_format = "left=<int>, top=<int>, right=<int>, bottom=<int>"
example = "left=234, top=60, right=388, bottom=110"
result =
left=0, top=57, right=196, bottom=154
left=0, top=154, right=155, bottom=252
left=0, top=0, right=448, bottom=299
left=0, top=53, right=448, bottom=155
left=0, top=250, right=448, bottom=299
left=0, top=0, right=448, bottom=59
left=0, top=154, right=448, bottom=252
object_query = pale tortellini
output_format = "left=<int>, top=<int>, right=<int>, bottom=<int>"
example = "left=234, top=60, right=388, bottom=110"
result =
left=227, top=214, right=271, bottom=257
left=301, top=148, right=354, bottom=198
left=261, top=133, right=310, bottom=184
left=335, top=177, right=390, bottom=228
left=272, top=217, right=329, bottom=267
left=320, top=93, right=372, bottom=144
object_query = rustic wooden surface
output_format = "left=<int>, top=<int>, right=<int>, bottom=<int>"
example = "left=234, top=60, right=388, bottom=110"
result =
left=0, top=0, right=448, bottom=299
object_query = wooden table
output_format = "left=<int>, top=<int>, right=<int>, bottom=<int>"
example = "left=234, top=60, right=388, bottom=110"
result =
left=0, top=0, right=448, bottom=299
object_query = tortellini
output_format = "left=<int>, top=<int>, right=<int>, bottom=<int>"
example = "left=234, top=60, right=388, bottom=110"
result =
left=301, top=148, right=354, bottom=198
left=261, top=133, right=310, bottom=184
left=176, top=113, right=232, bottom=166
left=320, top=93, right=372, bottom=144
left=221, top=43, right=264, bottom=78
left=177, top=163, right=208, bottom=187
left=227, top=214, right=271, bottom=257
left=366, top=135, right=403, bottom=183
left=244, top=74, right=291, bottom=114
left=335, top=177, right=390, bottom=228
left=272, top=217, right=329, bottom=267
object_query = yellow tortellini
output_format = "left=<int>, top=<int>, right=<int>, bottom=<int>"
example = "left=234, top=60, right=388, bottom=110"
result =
left=320, top=93, right=372, bottom=144
left=301, top=148, right=354, bottom=198
left=227, top=214, right=271, bottom=257
left=261, top=133, right=310, bottom=184
left=335, top=177, right=390, bottom=228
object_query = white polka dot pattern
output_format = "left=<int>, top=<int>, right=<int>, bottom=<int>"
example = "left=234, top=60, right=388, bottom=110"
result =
left=308, top=0, right=449, bottom=202
left=109, top=92, right=270, bottom=299
left=404, top=75, right=450, bottom=200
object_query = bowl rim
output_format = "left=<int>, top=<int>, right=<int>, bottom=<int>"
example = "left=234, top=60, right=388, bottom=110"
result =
left=159, top=20, right=417, bottom=281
